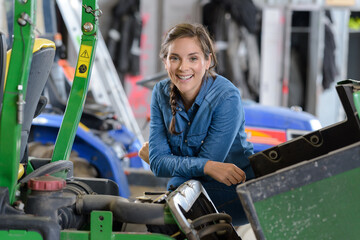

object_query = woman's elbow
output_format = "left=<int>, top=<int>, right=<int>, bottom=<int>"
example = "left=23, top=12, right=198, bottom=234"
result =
left=149, top=157, right=162, bottom=177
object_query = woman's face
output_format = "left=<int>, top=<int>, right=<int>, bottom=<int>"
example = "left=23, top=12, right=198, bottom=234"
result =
left=164, top=37, right=211, bottom=104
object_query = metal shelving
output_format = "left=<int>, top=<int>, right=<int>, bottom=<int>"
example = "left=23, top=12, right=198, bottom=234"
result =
left=255, top=0, right=352, bottom=127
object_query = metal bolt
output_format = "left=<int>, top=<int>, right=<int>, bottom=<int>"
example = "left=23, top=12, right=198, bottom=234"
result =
left=269, top=150, right=278, bottom=160
left=310, top=135, right=320, bottom=145
left=85, top=6, right=93, bottom=13
left=83, top=22, right=93, bottom=32
left=17, top=18, right=27, bottom=26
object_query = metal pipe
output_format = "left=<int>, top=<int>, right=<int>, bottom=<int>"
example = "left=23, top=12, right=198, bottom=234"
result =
left=77, top=195, right=166, bottom=225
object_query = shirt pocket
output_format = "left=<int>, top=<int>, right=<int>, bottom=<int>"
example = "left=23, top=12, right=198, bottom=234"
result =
left=187, top=132, right=207, bottom=156
left=168, top=134, right=181, bottom=155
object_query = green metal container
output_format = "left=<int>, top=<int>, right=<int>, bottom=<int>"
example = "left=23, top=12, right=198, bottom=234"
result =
left=237, top=141, right=360, bottom=240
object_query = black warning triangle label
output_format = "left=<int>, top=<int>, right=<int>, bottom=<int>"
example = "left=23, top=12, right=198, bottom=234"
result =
left=80, top=50, right=90, bottom=58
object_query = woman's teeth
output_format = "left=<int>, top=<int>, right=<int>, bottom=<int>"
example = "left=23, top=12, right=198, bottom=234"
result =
left=178, top=75, right=192, bottom=80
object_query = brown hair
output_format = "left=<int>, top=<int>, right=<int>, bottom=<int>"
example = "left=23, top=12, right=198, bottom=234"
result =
left=160, top=23, right=218, bottom=135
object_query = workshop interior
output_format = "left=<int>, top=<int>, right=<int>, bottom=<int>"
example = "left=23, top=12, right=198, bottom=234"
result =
left=0, top=0, right=359, bottom=239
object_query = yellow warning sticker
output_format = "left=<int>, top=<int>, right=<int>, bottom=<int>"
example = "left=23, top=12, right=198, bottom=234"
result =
left=75, top=45, right=92, bottom=78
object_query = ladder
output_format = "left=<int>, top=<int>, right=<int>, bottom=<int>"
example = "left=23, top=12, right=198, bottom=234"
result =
left=56, top=0, right=144, bottom=143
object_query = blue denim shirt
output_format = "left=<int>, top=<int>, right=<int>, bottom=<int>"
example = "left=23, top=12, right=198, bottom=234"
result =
left=149, top=75, right=254, bottom=187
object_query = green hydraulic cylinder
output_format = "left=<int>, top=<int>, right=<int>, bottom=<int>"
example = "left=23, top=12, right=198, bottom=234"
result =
left=353, top=87, right=360, bottom=120
left=0, top=0, right=36, bottom=203
left=51, top=0, right=100, bottom=177
left=338, top=79, right=360, bottom=120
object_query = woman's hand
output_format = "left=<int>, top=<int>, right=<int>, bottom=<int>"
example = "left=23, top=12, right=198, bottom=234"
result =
left=204, top=160, right=246, bottom=186
left=138, top=141, right=150, bottom=164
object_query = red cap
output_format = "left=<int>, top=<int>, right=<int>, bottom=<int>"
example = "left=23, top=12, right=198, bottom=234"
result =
left=28, top=175, right=66, bottom=191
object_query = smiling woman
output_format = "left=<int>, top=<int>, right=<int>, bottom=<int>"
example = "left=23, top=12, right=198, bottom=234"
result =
left=141, top=23, right=255, bottom=226
left=163, top=37, right=211, bottom=109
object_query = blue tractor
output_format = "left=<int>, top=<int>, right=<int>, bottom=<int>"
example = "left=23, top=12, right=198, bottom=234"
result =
left=30, top=112, right=144, bottom=198
left=243, top=100, right=321, bottom=153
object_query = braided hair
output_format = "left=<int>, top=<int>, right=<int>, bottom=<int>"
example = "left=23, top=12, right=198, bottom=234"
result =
left=160, top=23, right=218, bottom=135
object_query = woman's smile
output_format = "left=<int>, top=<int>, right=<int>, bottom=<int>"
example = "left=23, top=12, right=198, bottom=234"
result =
left=177, top=74, right=194, bottom=82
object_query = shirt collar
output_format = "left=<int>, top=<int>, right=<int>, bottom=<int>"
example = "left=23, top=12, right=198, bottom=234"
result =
left=193, top=75, right=215, bottom=107
left=162, top=79, right=171, bottom=97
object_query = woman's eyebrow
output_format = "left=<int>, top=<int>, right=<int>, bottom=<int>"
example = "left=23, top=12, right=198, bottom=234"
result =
left=168, top=52, right=200, bottom=57
left=170, top=52, right=199, bottom=56
left=188, top=52, right=200, bottom=56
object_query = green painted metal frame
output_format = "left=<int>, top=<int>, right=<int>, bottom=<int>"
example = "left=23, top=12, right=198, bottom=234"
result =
left=51, top=0, right=99, bottom=171
left=60, top=211, right=175, bottom=240
left=0, top=0, right=36, bottom=203
left=0, top=230, right=42, bottom=240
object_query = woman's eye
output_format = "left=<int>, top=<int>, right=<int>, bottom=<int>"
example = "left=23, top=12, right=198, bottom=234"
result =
left=190, top=57, right=198, bottom=62
left=169, top=56, right=179, bottom=61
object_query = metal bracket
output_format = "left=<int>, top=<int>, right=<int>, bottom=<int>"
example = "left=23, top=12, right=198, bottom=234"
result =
left=82, top=4, right=102, bottom=20
left=90, top=211, right=112, bottom=240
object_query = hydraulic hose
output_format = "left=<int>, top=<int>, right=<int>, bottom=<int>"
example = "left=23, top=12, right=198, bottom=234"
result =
left=20, top=160, right=73, bottom=184
left=76, top=195, right=166, bottom=225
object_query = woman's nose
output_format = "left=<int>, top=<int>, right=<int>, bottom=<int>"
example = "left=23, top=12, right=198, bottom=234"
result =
left=178, top=60, right=189, bottom=71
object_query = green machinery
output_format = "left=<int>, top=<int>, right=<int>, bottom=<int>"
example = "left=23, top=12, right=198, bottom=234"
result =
left=0, top=1, right=239, bottom=239
left=237, top=79, right=360, bottom=239
left=0, top=0, right=99, bottom=204
left=0, top=0, right=37, bottom=203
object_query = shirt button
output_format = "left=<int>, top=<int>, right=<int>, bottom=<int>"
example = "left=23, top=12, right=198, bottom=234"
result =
left=201, top=140, right=204, bottom=144
left=179, top=108, right=182, bottom=111
left=185, top=139, right=188, bottom=143
left=188, top=122, right=191, bottom=125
